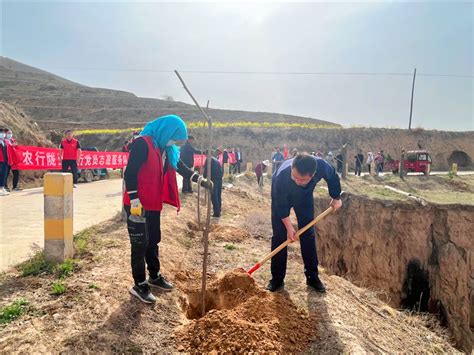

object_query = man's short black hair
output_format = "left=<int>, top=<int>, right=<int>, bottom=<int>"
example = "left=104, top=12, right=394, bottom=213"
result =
left=65, top=129, right=72, bottom=134
left=292, top=153, right=317, bottom=176
left=0, top=128, right=4, bottom=133
left=188, top=135, right=195, bottom=140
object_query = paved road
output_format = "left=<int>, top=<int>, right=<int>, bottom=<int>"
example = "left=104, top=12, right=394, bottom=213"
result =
left=0, top=175, right=184, bottom=271
left=0, top=179, right=123, bottom=271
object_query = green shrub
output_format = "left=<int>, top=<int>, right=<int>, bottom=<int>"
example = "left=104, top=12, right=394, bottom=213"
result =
left=0, top=299, right=28, bottom=324
left=51, top=281, right=66, bottom=295
left=54, top=259, right=76, bottom=279
left=74, top=227, right=95, bottom=255
left=17, top=252, right=54, bottom=277
left=224, top=244, right=236, bottom=251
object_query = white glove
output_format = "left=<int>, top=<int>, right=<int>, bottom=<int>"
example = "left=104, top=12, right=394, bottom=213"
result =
left=131, top=198, right=141, bottom=208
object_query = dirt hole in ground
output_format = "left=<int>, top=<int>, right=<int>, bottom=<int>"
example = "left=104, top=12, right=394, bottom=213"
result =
left=401, top=259, right=430, bottom=312
left=176, top=269, right=318, bottom=353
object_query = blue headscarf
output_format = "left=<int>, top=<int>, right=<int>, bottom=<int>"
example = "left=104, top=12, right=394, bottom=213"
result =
left=140, top=115, right=188, bottom=169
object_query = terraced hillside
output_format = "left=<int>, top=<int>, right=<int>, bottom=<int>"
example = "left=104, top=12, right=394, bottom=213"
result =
left=0, top=57, right=339, bottom=129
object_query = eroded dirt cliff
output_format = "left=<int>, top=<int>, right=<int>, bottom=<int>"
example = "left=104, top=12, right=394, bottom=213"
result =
left=315, top=195, right=474, bottom=352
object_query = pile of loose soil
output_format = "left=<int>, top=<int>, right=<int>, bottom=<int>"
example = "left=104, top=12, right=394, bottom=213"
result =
left=176, top=269, right=317, bottom=353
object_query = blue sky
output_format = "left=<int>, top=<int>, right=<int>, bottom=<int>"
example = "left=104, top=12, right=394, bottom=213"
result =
left=1, top=1, right=473, bottom=130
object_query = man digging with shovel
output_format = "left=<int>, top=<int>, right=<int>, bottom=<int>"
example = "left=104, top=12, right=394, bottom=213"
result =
left=267, top=153, right=342, bottom=293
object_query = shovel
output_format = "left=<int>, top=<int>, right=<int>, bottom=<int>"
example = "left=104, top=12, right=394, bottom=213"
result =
left=245, top=206, right=335, bottom=276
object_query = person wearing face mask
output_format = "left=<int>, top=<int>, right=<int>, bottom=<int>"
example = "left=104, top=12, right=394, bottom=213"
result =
left=123, top=115, right=212, bottom=304
left=267, top=153, right=342, bottom=293
left=60, top=130, right=81, bottom=188
left=0, top=128, right=9, bottom=196
left=5, top=129, right=21, bottom=191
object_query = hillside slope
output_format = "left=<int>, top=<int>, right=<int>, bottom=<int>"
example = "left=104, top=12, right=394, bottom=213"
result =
left=0, top=102, right=52, bottom=146
left=77, top=126, right=474, bottom=171
left=0, top=57, right=338, bottom=128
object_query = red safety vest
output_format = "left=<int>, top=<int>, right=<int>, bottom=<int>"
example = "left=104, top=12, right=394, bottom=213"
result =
left=5, top=139, right=16, bottom=166
left=61, top=138, right=79, bottom=160
left=123, top=136, right=180, bottom=212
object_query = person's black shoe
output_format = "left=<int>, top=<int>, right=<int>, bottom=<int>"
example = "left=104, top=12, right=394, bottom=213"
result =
left=13, top=187, right=22, bottom=191
left=148, top=274, right=174, bottom=291
left=129, top=283, right=156, bottom=304
left=212, top=213, right=221, bottom=218
left=5, top=187, right=10, bottom=192
left=307, top=277, right=326, bottom=293
left=266, top=279, right=284, bottom=292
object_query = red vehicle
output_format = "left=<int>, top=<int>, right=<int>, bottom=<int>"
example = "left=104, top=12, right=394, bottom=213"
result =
left=386, top=150, right=432, bottom=175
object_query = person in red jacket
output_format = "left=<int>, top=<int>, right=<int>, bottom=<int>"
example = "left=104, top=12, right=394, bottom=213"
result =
left=5, top=129, right=21, bottom=191
left=60, top=130, right=82, bottom=188
left=123, top=115, right=212, bottom=304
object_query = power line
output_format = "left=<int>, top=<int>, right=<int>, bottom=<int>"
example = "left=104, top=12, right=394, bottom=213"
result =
left=48, top=67, right=474, bottom=79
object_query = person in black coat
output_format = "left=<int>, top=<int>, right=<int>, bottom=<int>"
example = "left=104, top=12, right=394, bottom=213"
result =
left=203, top=156, right=223, bottom=217
left=180, top=135, right=201, bottom=193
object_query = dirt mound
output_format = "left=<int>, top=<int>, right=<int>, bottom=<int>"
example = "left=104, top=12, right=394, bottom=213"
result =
left=176, top=269, right=316, bottom=353
left=0, top=102, right=52, bottom=146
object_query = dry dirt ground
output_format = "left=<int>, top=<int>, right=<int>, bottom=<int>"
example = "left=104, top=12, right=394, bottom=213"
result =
left=0, top=176, right=458, bottom=353
left=339, top=173, right=474, bottom=205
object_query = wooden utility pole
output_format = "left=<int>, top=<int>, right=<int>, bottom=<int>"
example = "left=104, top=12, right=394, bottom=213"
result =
left=399, top=149, right=405, bottom=179
left=175, top=71, right=213, bottom=317
left=408, top=68, right=417, bottom=130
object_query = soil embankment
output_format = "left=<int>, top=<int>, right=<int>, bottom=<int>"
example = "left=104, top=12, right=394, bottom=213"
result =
left=316, top=194, right=474, bottom=352
left=77, top=127, right=474, bottom=171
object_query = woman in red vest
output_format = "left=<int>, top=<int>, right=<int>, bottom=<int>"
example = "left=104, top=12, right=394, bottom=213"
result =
left=60, top=130, right=82, bottom=187
left=123, top=115, right=212, bottom=304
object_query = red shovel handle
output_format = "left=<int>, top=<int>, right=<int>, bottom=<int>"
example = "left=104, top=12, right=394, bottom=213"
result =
left=246, top=263, right=261, bottom=275
left=245, top=207, right=334, bottom=276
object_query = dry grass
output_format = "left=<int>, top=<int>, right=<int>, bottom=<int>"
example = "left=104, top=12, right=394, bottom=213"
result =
left=341, top=174, right=474, bottom=205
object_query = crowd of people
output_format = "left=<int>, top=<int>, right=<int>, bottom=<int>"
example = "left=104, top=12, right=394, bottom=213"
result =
left=270, top=146, right=387, bottom=177
left=0, top=128, right=22, bottom=196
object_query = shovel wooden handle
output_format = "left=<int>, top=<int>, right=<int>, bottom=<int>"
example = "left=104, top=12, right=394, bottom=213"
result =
left=247, top=206, right=334, bottom=275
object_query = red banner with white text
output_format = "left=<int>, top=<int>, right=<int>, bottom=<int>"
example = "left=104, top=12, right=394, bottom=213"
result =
left=11, top=146, right=129, bottom=170
left=193, top=152, right=237, bottom=167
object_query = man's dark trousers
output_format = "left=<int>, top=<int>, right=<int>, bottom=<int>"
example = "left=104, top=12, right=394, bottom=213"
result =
left=62, top=160, right=79, bottom=184
left=182, top=176, right=192, bottom=193
left=355, top=163, right=362, bottom=176
left=211, top=178, right=222, bottom=216
left=270, top=197, right=319, bottom=283
left=125, top=206, right=161, bottom=285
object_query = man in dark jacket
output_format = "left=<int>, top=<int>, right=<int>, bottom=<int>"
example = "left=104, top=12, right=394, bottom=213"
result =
left=235, top=148, right=242, bottom=174
left=204, top=156, right=223, bottom=217
left=268, top=153, right=342, bottom=293
left=180, top=135, right=201, bottom=193
left=354, top=150, right=364, bottom=176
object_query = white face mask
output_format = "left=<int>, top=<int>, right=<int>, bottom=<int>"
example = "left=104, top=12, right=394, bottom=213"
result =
left=166, top=140, right=176, bottom=146
left=0, top=133, right=5, bottom=139
left=6, top=134, right=12, bottom=140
